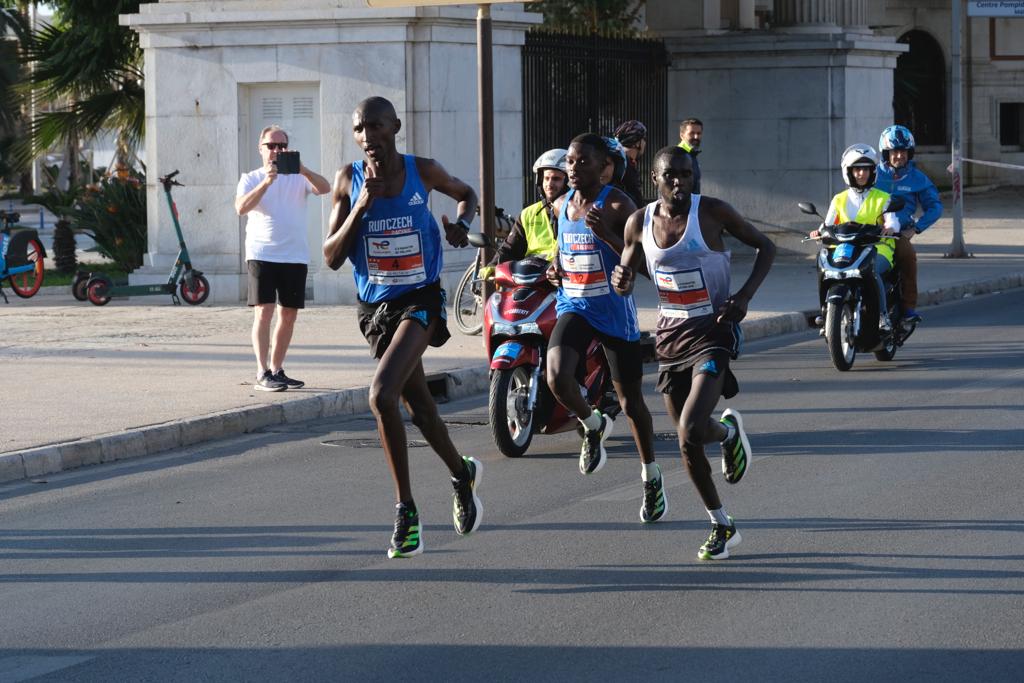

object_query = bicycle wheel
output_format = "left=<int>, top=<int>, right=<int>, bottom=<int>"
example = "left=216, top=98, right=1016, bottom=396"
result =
left=8, top=238, right=44, bottom=298
left=453, top=261, right=483, bottom=335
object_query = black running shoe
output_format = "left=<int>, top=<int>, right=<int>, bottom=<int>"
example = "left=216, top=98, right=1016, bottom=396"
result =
left=451, top=456, right=483, bottom=535
left=271, top=369, right=305, bottom=389
left=579, top=411, right=612, bottom=475
left=720, top=408, right=751, bottom=484
left=640, top=464, right=667, bottom=523
left=255, top=369, right=287, bottom=392
left=387, top=503, right=423, bottom=558
left=698, top=516, right=741, bottom=561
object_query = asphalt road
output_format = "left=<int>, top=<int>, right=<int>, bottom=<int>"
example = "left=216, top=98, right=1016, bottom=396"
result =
left=1, top=290, right=1022, bottom=682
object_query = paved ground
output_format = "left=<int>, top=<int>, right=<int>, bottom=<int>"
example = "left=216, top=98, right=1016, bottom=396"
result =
left=1, top=290, right=1021, bottom=682
left=1, top=187, right=1022, bottom=482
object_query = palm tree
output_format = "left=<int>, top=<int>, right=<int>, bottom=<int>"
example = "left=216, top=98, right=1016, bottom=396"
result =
left=16, top=1, right=153, bottom=178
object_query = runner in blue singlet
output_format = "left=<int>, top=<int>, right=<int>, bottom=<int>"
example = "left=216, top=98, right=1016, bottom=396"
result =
left=324, top=96, right=483, bottom=560
left=546, top=133, right=663, bottom=524
left=613, top=146, right=774, bottom=561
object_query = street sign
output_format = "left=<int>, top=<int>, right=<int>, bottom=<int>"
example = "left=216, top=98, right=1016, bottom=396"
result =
left=967, top=1, right=1024, bottom=17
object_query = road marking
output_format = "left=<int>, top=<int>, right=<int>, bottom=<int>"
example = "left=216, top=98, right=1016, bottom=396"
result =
left=0, top=655, right=95, bottom=682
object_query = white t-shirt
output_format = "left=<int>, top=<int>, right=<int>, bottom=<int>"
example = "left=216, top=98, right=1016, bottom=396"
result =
left=236, top=169, right=314, bottom=264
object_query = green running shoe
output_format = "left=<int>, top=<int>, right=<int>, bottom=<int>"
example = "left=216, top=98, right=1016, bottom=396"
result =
left=452, top=456, right=483, bottom=535
left=579, top=410, right=612, bottom=475
left=720, top=408, right=751, bottom=484
left=640, top=464, right=668, bottom=523
left=387, top=502, right=423, bottom=558
left=698, top=516, right=741, bottom=561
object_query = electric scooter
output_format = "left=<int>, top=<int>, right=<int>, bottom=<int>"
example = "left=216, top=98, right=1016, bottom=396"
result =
left=81, top=171, right=210, bottom=306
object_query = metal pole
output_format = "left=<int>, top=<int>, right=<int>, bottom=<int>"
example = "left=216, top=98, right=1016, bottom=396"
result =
left=947, top=0, right=970, bottom=258
left=477, top=5, right=496, bottom=292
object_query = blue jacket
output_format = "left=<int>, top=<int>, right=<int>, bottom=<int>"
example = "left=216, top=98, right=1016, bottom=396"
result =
left=875, top=160, right=943, bottom=233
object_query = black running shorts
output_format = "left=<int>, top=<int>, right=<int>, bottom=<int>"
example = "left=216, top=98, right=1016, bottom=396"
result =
left=549, top=312, right=644, bottom=385
left=656, top=349, right=739, bottom=400
left=356, top=280, right=451, bottom=359
left=247, top=260, right=307, bottom=309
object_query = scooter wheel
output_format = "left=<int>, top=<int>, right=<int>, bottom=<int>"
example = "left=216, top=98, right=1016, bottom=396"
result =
left=180, top=273, right=210, bottom=305
left=86, top=276, right=112, bottom=306
left=72, top=274, right=90, bottom=302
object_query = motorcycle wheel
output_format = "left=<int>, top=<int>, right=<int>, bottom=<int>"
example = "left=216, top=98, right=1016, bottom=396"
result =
left=453, top=261, right=483, bottom=336
left=825, top=299, right=856, bottom=371
left=874, top=334, right=898, bottom=361
left=489, top=366, right=534, bottom=457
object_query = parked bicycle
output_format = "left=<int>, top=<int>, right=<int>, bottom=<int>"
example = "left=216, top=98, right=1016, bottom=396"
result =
left=452, top=206, right=513, bottom=335
left=0, top=209, right=46, bottom=303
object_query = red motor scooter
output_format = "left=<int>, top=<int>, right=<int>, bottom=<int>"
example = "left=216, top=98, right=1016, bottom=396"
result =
left=469, top=235, right=620, bottom=458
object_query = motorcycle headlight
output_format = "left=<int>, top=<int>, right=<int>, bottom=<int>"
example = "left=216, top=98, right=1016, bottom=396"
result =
left=492, top=323, right=518, bottom=337
left=518, top=322, right=542, bottom=335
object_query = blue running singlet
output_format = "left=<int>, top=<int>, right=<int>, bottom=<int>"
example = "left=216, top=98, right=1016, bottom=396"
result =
left=350, top=155, right=442, bottom=304
left=554, top=186, right=640, bottom=341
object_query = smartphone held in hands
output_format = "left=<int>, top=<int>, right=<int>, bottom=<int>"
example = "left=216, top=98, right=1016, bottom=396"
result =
left=274, top=150, right=300, bottom=174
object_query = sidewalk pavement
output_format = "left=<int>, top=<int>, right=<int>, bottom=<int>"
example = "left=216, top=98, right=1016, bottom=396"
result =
left=2, top=186, right=1022, bottom=484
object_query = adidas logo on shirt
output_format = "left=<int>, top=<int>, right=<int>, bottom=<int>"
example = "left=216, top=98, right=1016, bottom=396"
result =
left=408, top=192, right=425, bottom=206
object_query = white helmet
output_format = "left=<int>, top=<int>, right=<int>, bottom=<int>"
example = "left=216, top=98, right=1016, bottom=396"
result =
left=532, top=148, right=568, bottom=184
left=840, top=143, right=878, bottom=189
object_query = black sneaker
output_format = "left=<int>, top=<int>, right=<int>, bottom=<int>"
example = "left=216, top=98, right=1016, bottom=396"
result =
left=720, top=409, right=751, bottom=484
left=452, top=456, right=483, bottom=535
left=387, top=503, right=423, bottom=558
left=271, top=369, right=305, bottom=389
left=640, top=464, right=667, bottom=523
left=579, top=410, right=612, bottom=475
left=255, top=369, right=287, bottom=392
left=698, top=516, right=741, bottom=561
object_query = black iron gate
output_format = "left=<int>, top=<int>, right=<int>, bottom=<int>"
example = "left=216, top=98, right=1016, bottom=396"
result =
left=521, top=30, right=669, bottom=207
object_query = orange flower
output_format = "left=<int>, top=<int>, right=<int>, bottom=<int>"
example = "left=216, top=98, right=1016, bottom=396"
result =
left=106, top=204, right=118, bottom=214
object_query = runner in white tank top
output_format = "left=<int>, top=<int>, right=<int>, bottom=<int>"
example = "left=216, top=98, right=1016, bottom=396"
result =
left=612, top=146, right=775, bottom=561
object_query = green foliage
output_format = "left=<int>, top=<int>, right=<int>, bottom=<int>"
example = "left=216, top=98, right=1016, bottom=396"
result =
left=70, top=170, right=147, bottom=272
left=11, top=1, right=156, bottom=169
left=531, top=0, right=645, bottom=34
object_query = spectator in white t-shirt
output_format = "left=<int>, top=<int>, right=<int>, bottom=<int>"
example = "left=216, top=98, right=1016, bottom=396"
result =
left=235, top=125, right=331, bottom=391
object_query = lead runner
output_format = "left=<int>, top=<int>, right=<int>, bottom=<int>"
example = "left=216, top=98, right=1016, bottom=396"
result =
left=323, top=96, right=483, bottom=559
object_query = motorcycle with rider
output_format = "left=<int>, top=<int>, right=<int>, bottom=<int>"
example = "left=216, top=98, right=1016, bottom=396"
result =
left=801, top=143, right=914, bottom=371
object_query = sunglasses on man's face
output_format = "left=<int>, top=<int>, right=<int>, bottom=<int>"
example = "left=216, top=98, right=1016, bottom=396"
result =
left=263, top=142, right=288, bottom=150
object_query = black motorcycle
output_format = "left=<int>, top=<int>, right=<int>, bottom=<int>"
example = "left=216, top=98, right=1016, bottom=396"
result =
left=799, top=199, right=915, bottom=371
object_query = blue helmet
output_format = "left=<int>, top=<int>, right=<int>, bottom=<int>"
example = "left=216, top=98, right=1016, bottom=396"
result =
left=603, top=136, right=627, bottom=182
left=879, top=125, right=916, bottom=163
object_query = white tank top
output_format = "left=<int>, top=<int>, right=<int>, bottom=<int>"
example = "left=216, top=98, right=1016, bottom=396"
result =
left=641, top=195, right=731, bottom=320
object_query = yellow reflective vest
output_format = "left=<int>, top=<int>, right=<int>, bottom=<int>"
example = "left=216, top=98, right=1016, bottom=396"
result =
left=519, top=200, right=558, bottom=260
left=829, top=187, right=895, bottom=265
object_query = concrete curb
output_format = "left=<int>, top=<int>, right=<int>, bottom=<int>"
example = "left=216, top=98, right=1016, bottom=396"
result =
left=2, top=272, right=1021, bottom=485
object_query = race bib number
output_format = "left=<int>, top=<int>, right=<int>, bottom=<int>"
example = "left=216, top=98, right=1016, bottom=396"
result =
left=365, top=232, right=426, bottom=286
left=560, top=250, right=608, bottom=297
left=655, top=267, right=713, bottom=318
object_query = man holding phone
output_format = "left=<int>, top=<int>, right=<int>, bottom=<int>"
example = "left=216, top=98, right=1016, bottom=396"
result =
left=235, top=124, right=331, bottom=391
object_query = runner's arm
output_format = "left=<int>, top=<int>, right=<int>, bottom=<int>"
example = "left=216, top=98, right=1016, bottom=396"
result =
left=417, top=157, right=479, bottom=229
left=713, top=199, right=775, bottom=310
left=323, top=165, right=362, bottom=270
left=611, top=209, right=646, bottom=295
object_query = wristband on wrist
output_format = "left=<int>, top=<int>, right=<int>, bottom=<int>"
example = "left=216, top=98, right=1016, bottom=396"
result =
left=454, top=218, right=471, bottom=232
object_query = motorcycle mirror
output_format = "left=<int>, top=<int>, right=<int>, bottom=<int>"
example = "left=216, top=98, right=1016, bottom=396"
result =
left=467, top=232, right=491, bottom=249
left=798, top=202, right=820, bottom=217
left=886, top=196, right=906, bottom=213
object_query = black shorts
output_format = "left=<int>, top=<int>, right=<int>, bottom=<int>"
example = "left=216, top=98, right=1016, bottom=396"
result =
left=247, top=260, right=307, bottom=309
left=356, top=280, right=451, bottom=359
left=549, top=312, right=644, bottom=385
left=656, top=349, right=739, bottom=400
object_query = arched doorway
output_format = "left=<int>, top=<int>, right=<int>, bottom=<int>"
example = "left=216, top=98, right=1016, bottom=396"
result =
left=893, top=30, right=946, bottom=146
